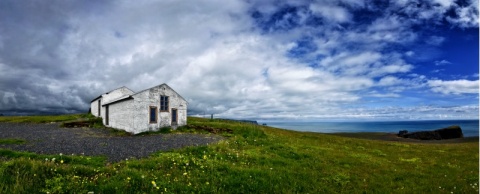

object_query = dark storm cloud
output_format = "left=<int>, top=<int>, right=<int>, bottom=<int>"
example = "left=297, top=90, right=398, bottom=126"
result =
left=0, top=1, right=114, bottom=115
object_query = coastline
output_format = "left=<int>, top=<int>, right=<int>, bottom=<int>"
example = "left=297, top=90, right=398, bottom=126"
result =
left=264, top=120, right=479, bottom=138
left=265, top=124, right=479, bottom=144
left=327, top=132, right=479, bottom=144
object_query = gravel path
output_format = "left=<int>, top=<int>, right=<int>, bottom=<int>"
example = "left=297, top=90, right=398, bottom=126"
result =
left=0, top=123, right=223, bottom=162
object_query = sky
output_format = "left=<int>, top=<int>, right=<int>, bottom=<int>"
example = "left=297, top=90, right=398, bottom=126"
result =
left=0, top=0, right=478, bottom=121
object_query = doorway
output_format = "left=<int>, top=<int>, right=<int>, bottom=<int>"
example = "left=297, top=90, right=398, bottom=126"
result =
left=105, top=105, right=109, bottom=125
left=171, top=109, right=177, bottom=125
left=98, top=100, right=101, bottom=117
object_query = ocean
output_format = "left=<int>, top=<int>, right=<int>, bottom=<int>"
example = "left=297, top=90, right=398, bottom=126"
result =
left=262, top=120, right=479, bottom=137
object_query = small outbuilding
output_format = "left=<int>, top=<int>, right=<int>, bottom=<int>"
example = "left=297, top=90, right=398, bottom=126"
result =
left=90, top=83, right=188, bottom=134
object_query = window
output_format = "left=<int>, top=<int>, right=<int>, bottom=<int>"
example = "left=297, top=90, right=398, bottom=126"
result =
left=149, top=106, right=157, bottom=123
left=160, top=96, right=169, bottom=112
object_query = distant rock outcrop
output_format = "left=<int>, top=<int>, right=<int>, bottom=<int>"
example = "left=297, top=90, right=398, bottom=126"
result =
left=398, top=125, right=463, bottom=140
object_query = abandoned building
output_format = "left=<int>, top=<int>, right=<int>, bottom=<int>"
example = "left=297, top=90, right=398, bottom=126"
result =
left=90, top=83, right=188, bottom=134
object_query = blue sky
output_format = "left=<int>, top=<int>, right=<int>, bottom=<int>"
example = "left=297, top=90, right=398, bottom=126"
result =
left=0, top=0, right=478, bottom=120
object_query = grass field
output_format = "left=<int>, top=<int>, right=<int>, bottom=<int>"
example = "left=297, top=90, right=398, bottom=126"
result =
left=0, top=114, right=91, bottom=123
left=0, top=115, right=478, bottom=193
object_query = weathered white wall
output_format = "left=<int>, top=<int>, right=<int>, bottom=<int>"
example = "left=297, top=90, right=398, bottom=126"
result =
left=178, top=103, right=187, bottom=126
left=102, top=87, right=134, bottom=104
left=94, top=87, right=134, bottom=123
left=90, top=99, right=101, bottom=117
left=107, top=99, right=135, bottom=133
left=92, top=84, right=187, bottom=134
left=131, top=84, right=188, bottom=134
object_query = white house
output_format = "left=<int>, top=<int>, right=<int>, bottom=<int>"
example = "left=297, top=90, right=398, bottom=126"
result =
left=90, top=83, right=188, bottom=134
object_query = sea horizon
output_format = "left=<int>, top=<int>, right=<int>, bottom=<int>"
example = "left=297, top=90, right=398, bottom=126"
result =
left=260, top=119, right=479, bottom=137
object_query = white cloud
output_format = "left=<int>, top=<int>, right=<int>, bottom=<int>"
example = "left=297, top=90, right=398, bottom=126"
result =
left=405, top=51, right=415, bottom=57
left=309, top=3, right=351, bottom=23
left=369, top=16, right=404, bottom=31
left=367, top=91, right=400, bottom=98
left=341, top=16, right=418, bottom=46
left=434, top=0, right=455, bottom=7
left=258, top=104, right=479, bottom=121
left=369, top=63, right=413, bottom=77
left=447, top=0, right=479, bottom=28
left=0, top=0, right=477, bottom=120
left=392, top=0, right=478, bottom=27
left=319, top=52, right=383, bottom=76
left=434, top=59, right=452, bottom=66
left=428, top=79, right=479, bottom=94
left=377, top=76, right=403, bottom=86
left=426, top=36, right=445, bottom=46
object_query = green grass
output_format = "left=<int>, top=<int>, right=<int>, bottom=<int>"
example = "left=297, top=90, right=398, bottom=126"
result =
left=0, top=116, right=478, bottom=193
left=0, top=139, right=26, bottom=145
left=0, top=114, right=133, bottom=136
left=0, top=114, right=90, bottom=123
left=0, top=149, right=106, bottom=167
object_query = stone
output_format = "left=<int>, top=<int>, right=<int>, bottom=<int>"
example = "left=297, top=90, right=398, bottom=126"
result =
left=435, top=125, right=463, bottom=139
left=398, top=130, right=408, bottom=136
left=398, top=125, right=463, bottom=140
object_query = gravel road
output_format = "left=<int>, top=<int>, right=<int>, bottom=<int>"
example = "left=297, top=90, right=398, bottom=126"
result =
left=0, top=123, right=223, bottom=162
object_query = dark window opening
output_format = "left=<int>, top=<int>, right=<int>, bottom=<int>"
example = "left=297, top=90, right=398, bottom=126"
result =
left=160, top=96, right=169, bottom=112
left=105, top=105, right=109, bottom=125
left=171, top=109, right=178, bottom=125
left=98, top=100, right=101, bottom=117
left=149, top=106, right=157, bottom=123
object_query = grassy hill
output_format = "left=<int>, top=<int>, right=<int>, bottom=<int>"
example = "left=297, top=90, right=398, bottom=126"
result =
left=0, top=115, right=478, bottom=193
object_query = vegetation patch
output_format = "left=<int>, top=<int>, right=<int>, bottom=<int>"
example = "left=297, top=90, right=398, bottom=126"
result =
left=61, top=117, right=103, bottom=129
left=0, top=116, right=477, bottom=193
left=0, top=114, right=89, bottom=123
left=399, top=157, right=422, bottom=163
left=0, top=138, right=26, bottom=145
left=0, top=149, right=106, bottom=167
left=184, top=125, right=233, bottom=134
